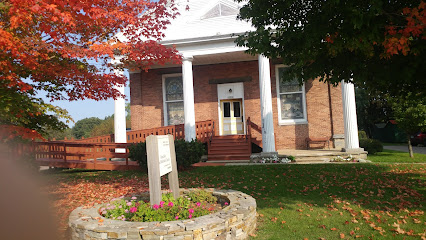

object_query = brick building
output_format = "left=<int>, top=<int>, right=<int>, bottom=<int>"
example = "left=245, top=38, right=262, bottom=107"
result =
left=114, top=0, right=363, bottom=157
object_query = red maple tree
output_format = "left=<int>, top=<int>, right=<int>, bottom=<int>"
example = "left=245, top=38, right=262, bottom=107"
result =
left=0, top=0, right=181, bottom=140
left=383, top=1, right=425, bottom=57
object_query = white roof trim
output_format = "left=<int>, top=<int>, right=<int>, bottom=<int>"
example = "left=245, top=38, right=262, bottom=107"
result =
left=160, top=32, right=246, bottom=46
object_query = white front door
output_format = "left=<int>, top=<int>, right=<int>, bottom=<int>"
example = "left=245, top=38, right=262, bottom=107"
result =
left=220, top=99, right=244, bottom=135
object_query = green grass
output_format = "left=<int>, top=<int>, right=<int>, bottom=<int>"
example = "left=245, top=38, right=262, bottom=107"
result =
left=368, top=149, right=426, bottom=163
left=43, top=164, right=426, bottom=240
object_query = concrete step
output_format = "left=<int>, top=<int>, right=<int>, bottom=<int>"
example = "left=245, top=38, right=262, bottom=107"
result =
left=207, top=155, right=251, bottom=161
left=206, top=159, right=251, bottom=163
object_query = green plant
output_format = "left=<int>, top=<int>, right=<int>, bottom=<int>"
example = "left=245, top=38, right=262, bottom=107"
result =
left=359, top=138, right=384, bottom=154
left=101, top=190, right=221, bottom=222
left=330, top=155, right=358, bottom=162
left=358, top=131, right=368, bottom=140
left=129, top=139, right=206, bottom=170
left=128, top=142, right=147, bottom=170
left=174, top=139, right=206, bottom=169
left=187, top=189, right=217, bottom=203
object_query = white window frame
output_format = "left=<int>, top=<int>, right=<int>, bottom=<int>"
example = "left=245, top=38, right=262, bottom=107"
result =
left=162, top=73, right=184, bottom=126
left=275, top=65, right=308, bottom=125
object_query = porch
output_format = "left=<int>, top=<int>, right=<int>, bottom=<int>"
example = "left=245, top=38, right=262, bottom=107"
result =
left=31, top=117, right=355, bottom=170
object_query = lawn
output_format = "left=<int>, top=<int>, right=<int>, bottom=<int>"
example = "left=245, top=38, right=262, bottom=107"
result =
left=368, top=149, right=426, bottom=163
left=41, top=163, right=425, bottom=240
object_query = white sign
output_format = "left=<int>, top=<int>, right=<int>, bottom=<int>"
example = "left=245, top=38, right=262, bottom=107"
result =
left=157, top=136, right=172, bottom=176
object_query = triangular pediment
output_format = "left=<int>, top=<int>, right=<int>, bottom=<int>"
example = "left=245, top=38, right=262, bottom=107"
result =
left=161, top=0, right=254, bottom=42
left=201, top=2, right=239, bottom=19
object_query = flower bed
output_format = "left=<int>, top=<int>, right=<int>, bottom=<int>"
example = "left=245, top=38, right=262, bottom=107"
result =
left=69, top=188, right=257, bottom=240
left=101, top=189, right=222, bottom=222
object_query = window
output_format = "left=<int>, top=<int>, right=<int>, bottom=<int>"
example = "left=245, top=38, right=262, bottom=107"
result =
left=276, top=66, right=307, bottom=125
left=163, top=74, right=184, bottom=126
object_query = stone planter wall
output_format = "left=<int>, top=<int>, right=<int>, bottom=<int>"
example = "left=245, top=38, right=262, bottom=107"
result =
left=69, top=189, right=257, bottom=240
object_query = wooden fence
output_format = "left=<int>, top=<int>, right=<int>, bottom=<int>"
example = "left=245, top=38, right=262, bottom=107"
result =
left=33, top=120, right=215, bottom=170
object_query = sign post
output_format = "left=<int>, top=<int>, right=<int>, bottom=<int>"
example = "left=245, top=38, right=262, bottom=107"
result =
left=146, top=135, right=179, bottom=206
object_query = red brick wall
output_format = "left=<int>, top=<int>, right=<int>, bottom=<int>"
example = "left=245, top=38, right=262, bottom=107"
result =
left=130, top=61, right=344, bottom=149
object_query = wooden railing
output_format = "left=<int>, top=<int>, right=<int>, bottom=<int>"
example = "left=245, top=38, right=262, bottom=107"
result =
left=207, top=121, right=215, bottom=149
left=246, top=117, right=262, bottom=151
left=196, top=120, right=215, bottom=143
left=33, top=120, right=215, bottom=170
left=126, top=124, right=185, bottom=143
left=69, top=120, right=215, bottom=144
left=34, top=141, right=135, bottom=170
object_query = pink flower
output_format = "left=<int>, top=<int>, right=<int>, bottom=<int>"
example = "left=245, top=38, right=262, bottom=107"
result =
left=196, top=202, right=201, bottom=207
left=168, top=202, right=174, bottom=207
left=126, top=202, right=132, bottom=206
left=131, top=196, right=137, bottom=200
left=153, top=204, right=159, bottom=210
left=224, top=202, right=229, bottom=206
left=188, top=208, right=194, bottom=214
left=175, top=216, right=179, bottom=220
left=189, top=214, right=192, bottom=219
left=130, top=207, right=137, bottom=213
left=160, top=201, right=165, bottom=207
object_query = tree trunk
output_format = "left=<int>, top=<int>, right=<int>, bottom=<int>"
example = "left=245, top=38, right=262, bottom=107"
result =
left=407, top=136, right=414, bottom=158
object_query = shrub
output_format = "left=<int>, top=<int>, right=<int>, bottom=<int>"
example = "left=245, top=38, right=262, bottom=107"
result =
left=358, top=130, right=368, bottom=139
left=174, top=139, right=206, bottom=169
left=128, top=142, right=147, bottom=169
left=129, top=139, right=206, bottom=170
left=359, top=138, right=383, bottom=154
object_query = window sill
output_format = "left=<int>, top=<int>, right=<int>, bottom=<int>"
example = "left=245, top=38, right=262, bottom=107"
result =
left=278, top=120, right=308, bottom=126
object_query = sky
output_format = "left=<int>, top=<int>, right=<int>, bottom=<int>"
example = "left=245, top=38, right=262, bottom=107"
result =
left=41, top=71, right=130, bottom=127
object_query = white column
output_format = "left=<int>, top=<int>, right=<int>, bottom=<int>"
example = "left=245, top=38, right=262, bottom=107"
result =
left=258, top=55, right=276, bottom=153
left=113, top=58, right=127, bottom=153
left=182, top=55, right=196, bottom=141
left=341, top=81, right=360, bottom=150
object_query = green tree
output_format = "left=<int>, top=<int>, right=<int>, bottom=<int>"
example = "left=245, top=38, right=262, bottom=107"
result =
left=0, top=85, right=70, bottom=141
left=355, top=88, right=393, bottom=137
left=72, top=117, right=102, bottom=139
left=90, top=116, right=114, bottom=137
left=44, top=127, right=73, bottom=141
left=389, top=95, right=426, bottom=158
left=235, top=0, right=425, bottom=98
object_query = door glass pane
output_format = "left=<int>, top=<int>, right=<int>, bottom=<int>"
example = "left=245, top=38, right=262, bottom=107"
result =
left=167, top=102, right=184, bottom=125
left=223, top=102, right=231, bottom=117
left=233, top=102, right=241, bottom=117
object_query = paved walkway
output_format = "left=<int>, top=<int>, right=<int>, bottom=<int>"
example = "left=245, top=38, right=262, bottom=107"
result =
left=384, top=145, right=426, bottom=154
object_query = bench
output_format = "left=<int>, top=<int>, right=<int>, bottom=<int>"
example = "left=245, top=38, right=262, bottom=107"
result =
left=306, top=137, right=330, bottom=149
